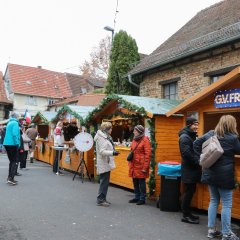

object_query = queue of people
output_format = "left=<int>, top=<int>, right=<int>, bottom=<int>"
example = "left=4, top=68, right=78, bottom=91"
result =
left=179, top=115, right=240, bottom=240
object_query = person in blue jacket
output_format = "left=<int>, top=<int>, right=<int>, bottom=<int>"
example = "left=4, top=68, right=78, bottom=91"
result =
left=3, top=112, right=20, bottom=185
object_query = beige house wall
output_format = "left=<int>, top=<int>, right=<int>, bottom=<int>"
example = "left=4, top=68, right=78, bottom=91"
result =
left=13, top=94, right=52, bottom=115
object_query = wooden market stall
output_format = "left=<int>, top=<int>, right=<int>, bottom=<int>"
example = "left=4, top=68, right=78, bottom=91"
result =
left=31, top=111, right=57, bottom=164
left=50, top=105, right=95, bottom=177
left=84, top=94, right=183, bottom=197
left=166, top=67, right=240, bottom=219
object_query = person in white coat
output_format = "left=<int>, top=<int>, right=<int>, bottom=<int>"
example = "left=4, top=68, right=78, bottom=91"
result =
left=94, top=122, right=119, bottom=206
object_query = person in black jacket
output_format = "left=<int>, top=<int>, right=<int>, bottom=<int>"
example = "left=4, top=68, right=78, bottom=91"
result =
left=194, top=115, right=240, bottom=240
left=179, top=117, right=201, bottom=224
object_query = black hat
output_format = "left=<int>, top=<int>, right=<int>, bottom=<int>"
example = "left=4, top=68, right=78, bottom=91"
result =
left=186, top=117, right=198, bottom=126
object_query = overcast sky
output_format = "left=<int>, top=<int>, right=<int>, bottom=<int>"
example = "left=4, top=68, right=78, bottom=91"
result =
left=0, top=0, right=222, bottom=74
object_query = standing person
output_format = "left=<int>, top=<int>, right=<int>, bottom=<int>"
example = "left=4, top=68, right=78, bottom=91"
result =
left=194, top=115, right=240, bottom=240
left=26, top=123, right=38, bottom=163
left=128, top=125, right=151, bottom=205
left=20, top=125, right=31, bottom=170
left=179, top=117, right=201, bottom=224
left=94, top=122, right=119, bottom=207
left=3, top=112, right=20, bottom=185
left=53, top=121, right=64, bottom=175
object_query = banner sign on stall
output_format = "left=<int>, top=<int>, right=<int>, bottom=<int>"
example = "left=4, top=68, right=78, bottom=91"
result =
left=214, top=89, right=240, bottom=108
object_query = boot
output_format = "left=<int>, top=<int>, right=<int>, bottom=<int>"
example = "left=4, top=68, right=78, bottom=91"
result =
left=30, top=157, right=33, bottom=163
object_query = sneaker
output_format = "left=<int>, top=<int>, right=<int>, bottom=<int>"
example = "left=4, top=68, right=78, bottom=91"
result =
left=15, top=172, right=22, bottom=176
left=181, top=216, right=199, bottom=224
left=136, top=200, right=145, bottom=205
left=7, top=179, right=17, bottom=185
left=128, top=198, right=139, bottom=203
left=222, top=232, right=239, bottom=240
left=96, top=202, right=110, bottom=207
left=56, top=172, right=64, bottom=176
left=105, top=200, right=111, bottom=204
left=208, top=229, right=222, bottom=238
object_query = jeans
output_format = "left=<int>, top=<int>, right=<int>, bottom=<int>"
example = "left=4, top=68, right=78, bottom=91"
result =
left=208, top=185, right=233, bottom=234
left=97, top=171, right=110, bottom=203
left=5, top=145, right=18, bottom=179
left=181, top=183, right=196, bottom=216
left=53, top=150, right=62, bottom=173
left=133, top=178, right=146, bottom=201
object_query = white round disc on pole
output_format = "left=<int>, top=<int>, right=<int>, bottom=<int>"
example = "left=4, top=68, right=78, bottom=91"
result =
left=73, top=132, right=93, bottom=152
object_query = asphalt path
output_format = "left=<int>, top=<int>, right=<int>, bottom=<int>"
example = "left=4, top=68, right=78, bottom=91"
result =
left=0, top=154, right=239, bottom=240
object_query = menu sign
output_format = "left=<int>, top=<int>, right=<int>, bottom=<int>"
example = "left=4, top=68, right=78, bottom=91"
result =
left=215, top=89, right=240, bottom=108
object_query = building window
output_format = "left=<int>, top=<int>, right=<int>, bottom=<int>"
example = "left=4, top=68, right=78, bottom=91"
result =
left=163, top=82, right=178, bottom=99
left=210, top=75, right=225, bottom=85
left=26, top=96, right=37, bottom=105
left=48, top=98, right=55, bottom=105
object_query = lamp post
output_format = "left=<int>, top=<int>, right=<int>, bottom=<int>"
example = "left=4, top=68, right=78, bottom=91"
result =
left=104, top=26, right=114, bottom=44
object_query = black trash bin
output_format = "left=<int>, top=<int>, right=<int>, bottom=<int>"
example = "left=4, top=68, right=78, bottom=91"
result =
left=157, top=161, right=181, bottom=212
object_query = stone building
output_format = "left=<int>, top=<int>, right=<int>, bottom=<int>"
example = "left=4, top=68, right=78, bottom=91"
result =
left=128, top=0, right=240, bottom=101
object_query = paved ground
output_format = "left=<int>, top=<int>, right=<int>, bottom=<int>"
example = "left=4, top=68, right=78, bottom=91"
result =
left=0, top=154, right=239, bottom=240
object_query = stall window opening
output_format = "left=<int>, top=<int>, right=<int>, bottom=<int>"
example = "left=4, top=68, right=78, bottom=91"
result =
left=163, top=82, right=178, bottom=100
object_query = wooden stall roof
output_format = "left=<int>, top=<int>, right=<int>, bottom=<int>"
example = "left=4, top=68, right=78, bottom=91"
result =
left=166, top=67, right=240, bottom=117
left=32, top=111, right=57, bottom=124
left=84, top=94, right=182, bottom=124
left=118, top=95, right=182, bottom=117
left=51, top=105, right=95, bottom=124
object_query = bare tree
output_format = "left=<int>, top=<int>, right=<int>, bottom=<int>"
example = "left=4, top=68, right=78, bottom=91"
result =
left=79, top=36, right=111, bottom=80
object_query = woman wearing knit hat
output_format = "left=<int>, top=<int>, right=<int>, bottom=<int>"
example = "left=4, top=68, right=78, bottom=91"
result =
left=128, top=124, right=151, bottom=205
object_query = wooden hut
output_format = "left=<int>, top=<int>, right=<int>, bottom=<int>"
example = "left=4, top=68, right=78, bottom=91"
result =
left=84, top=94, right=183, bottom=197
left=31, top=111, right=57, bottom=164
left=51, top=105, right=95, bottom=177
left=166, top=67, right=240, bottom=219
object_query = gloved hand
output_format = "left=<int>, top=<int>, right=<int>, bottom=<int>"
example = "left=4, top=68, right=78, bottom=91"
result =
left=113, top=150, right=120, bottom=156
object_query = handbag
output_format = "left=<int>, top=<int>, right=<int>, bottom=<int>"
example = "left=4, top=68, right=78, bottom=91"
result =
left=127, top=151, right=134, bottom=161
left=199, top=134, right=224, bottom=169
left=127, top=139, right=143, bottom=161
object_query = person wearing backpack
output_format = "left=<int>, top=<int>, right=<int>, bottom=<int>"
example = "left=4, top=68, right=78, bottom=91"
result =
left=179, top=117, right=201, bottom=224
left=194, top=115, right=240, bottom=240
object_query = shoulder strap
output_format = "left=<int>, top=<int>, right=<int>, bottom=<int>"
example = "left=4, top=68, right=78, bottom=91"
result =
left=132, top=138, right=144, bottom=152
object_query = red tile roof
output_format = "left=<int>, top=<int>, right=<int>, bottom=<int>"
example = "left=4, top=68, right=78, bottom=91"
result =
left=0, top=71, right=12, bottom=104
left=77, top=93, right=106, bottom=106
left=7, top=63, right=72, bottom=98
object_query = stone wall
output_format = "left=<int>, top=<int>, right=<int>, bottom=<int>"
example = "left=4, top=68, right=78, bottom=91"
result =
left=139, top=44, right=240, bottom=100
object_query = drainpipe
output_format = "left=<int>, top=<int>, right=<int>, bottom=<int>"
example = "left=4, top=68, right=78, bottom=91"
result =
left=128, top=74, right=139, bottom=88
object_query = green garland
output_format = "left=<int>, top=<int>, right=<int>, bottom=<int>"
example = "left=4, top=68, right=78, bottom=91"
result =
left=147, top=118, right=157, bottom=197
left=51, top=104, right=84, bottom=125
left=84, top=94, right=148, bottom=125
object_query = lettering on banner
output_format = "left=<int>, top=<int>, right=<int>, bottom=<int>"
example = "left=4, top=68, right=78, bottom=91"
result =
left=214, top=89, right=240, bottom=108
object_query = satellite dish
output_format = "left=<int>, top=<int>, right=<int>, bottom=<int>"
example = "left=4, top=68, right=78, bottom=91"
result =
left=73, top=132, right=93, bottom=152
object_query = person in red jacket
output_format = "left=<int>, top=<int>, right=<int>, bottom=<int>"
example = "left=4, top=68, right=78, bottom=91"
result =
left=128, top=125, right=151, bottom=205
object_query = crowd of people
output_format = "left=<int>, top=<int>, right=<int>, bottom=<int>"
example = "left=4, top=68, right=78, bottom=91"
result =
left=1, top=112, right=38, bottom=185
left=2, top=111, right=240, bottom=240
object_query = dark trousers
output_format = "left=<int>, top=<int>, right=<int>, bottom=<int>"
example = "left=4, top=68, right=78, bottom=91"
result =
left=133, top=178, right=146, bottom=201
left=97, top=171, right=110, bottom=203
left=20, top=151, right=28, bottom=168
left=181, top=183, right=197, bottom=216
left=5, top=145, right=18, bottom=179
left=53, top=150, right=62, bottom=173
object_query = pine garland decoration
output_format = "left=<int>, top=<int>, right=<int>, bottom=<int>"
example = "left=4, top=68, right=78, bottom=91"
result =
left=148, top=118, right=157, bottom=196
